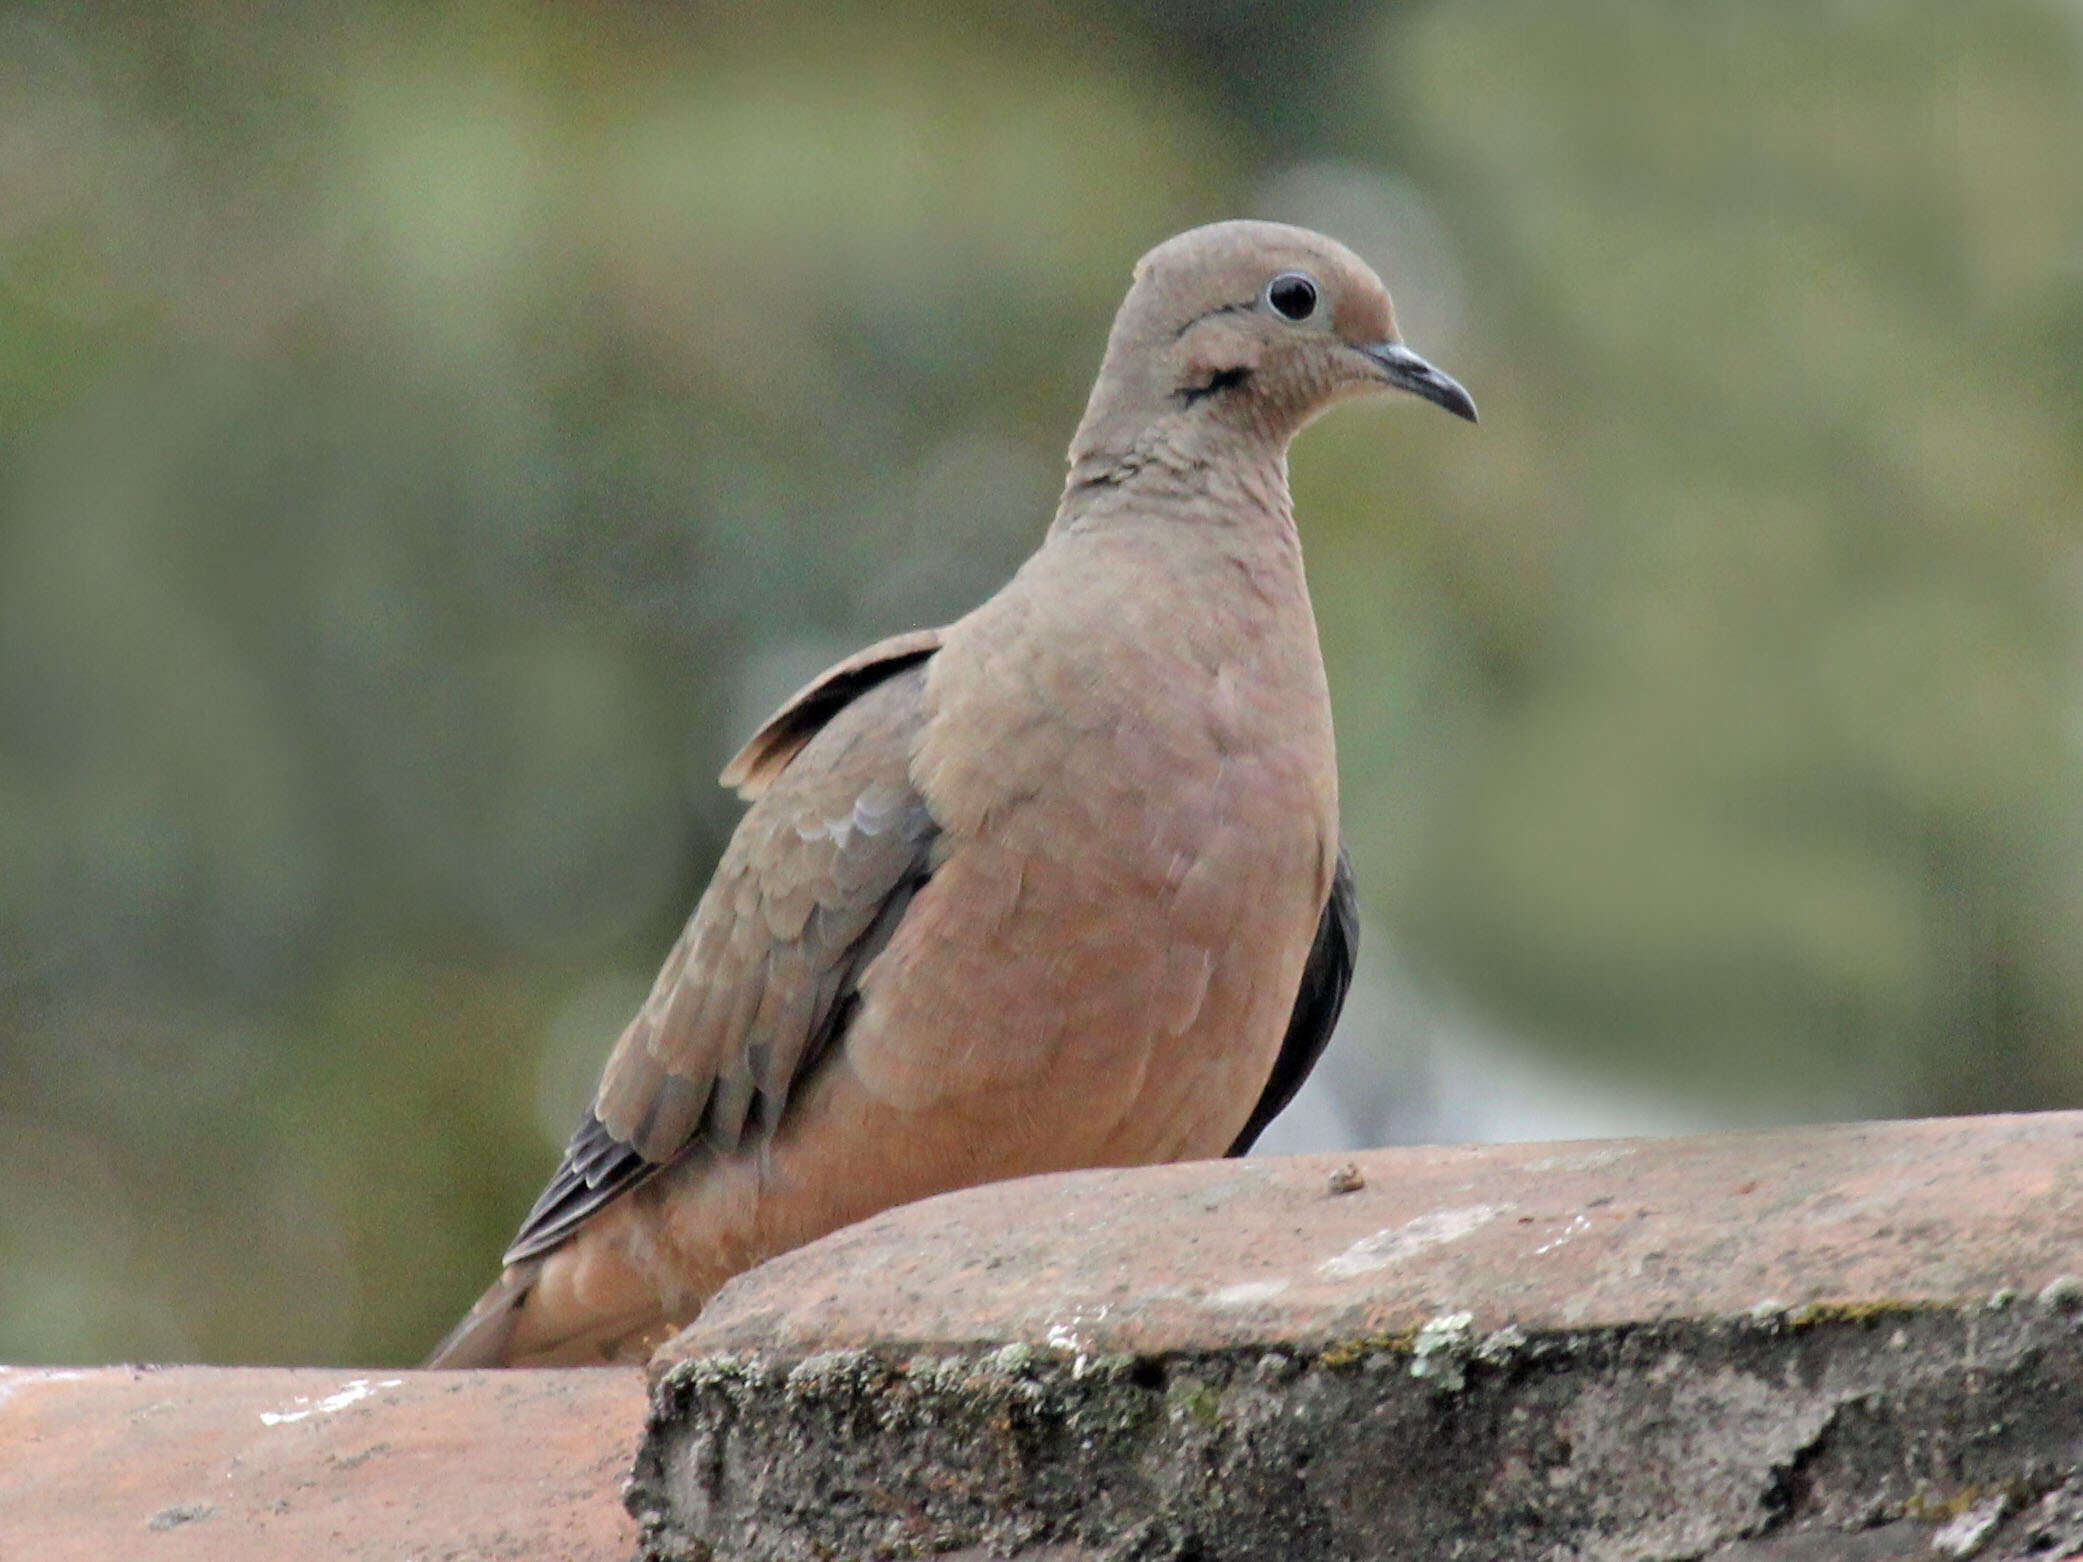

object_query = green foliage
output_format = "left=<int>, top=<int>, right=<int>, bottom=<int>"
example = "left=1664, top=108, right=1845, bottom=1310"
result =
left=1365, top=0, right=2083, bottom=1112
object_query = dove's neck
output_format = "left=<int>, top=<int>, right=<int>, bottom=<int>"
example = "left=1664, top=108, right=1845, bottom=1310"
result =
left=1051, top=412, right=1294, bottom=544
left=1029, top=415, right=1318, bottom=708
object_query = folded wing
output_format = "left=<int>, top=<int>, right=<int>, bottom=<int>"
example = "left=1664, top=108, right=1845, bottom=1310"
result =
left=500, top=632, right=944, bottom=1267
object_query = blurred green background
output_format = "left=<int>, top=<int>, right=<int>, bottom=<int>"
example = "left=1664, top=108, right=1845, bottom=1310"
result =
left=2, top=0, right=2080, bottom=1366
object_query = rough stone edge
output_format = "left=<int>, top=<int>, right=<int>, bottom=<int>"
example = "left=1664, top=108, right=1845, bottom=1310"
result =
left=629, top=1288, right=2083, bottom=1562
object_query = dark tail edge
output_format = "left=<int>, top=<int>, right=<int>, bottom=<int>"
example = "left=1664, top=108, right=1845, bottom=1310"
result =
left=421, top=1261, right=539, bottom=1370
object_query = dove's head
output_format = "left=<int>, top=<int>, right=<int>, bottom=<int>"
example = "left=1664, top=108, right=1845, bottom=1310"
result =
left=1067, top=220, right=1474, bottom=483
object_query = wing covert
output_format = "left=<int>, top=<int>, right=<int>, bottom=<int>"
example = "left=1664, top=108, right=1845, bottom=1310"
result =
left=502, top=650, right=940, bottom=1266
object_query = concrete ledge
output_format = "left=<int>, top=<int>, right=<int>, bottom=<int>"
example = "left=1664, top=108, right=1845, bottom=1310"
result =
left=0, top=1364, right=646, bottom=1560
left=636, top=1112, right=2083, bottom=1561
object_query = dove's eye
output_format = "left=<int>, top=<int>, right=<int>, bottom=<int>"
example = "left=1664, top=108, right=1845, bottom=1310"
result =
left=1265, top=272, right=1319, bottom=322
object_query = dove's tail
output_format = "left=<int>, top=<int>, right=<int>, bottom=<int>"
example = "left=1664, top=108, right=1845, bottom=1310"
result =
left=422, top=1261, right=540, bottom=1369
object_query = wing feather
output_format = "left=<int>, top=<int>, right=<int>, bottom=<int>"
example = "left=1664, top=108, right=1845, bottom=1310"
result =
left=1226, top=844, right=1357, bottom=1156
left=499, top=644, right=941, bottom=1266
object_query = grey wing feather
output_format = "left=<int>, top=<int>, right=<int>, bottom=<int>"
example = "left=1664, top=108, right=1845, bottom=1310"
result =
left=1227, top=844, right=1358, bottom=1156
left=721, top=627, right=942, bottom=798
left=499, top=654, right=940, bottom=1267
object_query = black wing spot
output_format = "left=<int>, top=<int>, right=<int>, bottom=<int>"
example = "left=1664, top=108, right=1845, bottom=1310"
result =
left=740, top=645, right=938, bottom=785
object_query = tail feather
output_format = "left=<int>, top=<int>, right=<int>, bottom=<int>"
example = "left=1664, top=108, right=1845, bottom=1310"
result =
left=423, top=1262, right=539, bottom=1369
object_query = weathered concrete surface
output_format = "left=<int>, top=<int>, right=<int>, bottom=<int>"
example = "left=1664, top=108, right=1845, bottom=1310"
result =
left=635, top=1111, right=2083, bottom=1561
left=0, top=1364, right=646, bottom=1561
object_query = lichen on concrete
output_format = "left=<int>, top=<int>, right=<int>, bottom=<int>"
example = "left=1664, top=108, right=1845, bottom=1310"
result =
left=629, top=1303, right=2083, bottom=1562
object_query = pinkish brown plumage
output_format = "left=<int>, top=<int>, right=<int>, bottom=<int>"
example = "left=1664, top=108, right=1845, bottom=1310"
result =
left=428, top=220, right=1474, bottom=1368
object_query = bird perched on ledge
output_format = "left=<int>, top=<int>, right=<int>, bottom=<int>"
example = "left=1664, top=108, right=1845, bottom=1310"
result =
left=428, top=220, right=1476, bottom=1368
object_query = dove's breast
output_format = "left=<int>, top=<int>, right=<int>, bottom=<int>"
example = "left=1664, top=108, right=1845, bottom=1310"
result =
left=861, top=514, right=1338, bottom=1165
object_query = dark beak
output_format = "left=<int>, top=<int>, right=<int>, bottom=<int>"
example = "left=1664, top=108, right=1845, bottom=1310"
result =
left=1358, top=341, right=1478, bottom=423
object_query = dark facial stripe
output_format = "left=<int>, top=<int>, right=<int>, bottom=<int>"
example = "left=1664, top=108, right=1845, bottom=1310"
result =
left=1170, top=298, right=1257, bottom=340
